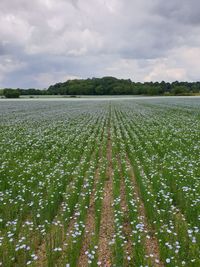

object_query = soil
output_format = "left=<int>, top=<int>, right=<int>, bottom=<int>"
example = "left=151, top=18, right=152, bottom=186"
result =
left=97, top=124, right=114, bottom=267
left=126, top=156, right=164, bottom=267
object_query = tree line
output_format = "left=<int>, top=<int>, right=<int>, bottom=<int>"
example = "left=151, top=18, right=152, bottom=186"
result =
left=1, top=77, right=200, bottom=98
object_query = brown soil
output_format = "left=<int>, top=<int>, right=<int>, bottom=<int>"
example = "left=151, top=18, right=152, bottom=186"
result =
left=97, top=125, right=114, bottom=267
left=126, top=157, right=164, bottom=267
left=117, top=154, right=134, bottom=264
left=120, top=177, right=134, bottom=265
left=78, top=165, right=100, bottom=266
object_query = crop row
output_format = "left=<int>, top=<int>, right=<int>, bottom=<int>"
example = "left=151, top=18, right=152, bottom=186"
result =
left=0, top=98, right=199, bottom=266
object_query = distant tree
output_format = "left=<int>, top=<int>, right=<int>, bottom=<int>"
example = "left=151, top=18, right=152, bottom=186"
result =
left=0, top=89, right=4, bottom=96
left=46, top=77, right=199, bottom=96
left=3, top=89, right=20, bottom=98
left=171, top=85, right=189, bottom=95
left=146, top=86, right=160, bottom=96
left=190, top=83, right=200, bottom=94
left=95, top=85, right=104, bottom=95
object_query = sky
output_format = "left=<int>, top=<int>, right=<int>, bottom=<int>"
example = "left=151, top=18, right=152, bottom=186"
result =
left=0, top=0, right=200, bottom=88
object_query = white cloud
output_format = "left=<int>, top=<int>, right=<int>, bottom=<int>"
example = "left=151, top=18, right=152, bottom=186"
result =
left=34, top=72, right=81, bottom=88
left=0, top=0, right=200, bottom=87
left=0, top=56, right=26, bottom=83
left=144, top=63, right=186, bottom=82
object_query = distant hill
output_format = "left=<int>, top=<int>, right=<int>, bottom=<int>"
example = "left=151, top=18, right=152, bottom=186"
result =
left=47, top=77, right=200, bottom=96
left=2, top=77, right=200, bottom=97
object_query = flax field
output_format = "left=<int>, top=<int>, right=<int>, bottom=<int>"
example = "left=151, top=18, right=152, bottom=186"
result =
left=0, top=97, right=199, bottom=267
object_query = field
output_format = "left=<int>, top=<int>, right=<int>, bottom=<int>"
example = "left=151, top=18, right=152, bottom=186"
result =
left=0, top=97, right=199, bottom=267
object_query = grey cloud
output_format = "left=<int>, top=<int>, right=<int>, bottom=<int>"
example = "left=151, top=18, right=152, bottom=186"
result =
left=154, top=0, right=200, bottom=25
left=0, top=0, right=200, bottom=88
left=0, top=43, right=6, bottom=56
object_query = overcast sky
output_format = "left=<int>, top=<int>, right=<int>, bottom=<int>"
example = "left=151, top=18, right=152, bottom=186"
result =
left=0, top=0, right=200, bottom=88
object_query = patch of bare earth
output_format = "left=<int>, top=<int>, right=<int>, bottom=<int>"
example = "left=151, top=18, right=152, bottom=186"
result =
left=78, top=164, right=100, bottom=266
left=126, top=157, right=164, bottom=267
left=117, top=155, right=133, bottom=263
left=36, top=239, right=47, bottom=267
left=97, top=125, right=114, bottom=267
left=78, top=123, right=106, bottom=266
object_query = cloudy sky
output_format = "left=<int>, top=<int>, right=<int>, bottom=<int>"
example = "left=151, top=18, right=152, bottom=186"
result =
left=0, top=0, right=200, bottom=88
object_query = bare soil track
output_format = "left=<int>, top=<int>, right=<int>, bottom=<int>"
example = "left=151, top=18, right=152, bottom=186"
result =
left=116, top=154, right=134, bottom=264
left=126, top=157, right=164, bottom=267
left=98, top=122, right=114, bottom=267
left=78, top=166, right=100, bottom=266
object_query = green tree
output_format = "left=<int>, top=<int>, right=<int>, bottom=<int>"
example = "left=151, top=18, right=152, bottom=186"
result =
left=95, top=85, right=104, bottom=95
left=171, top=85, right=189, bottom=95
left=0, top=89, right=4, bottom=96
left=3, top=89, right=20, bottom=98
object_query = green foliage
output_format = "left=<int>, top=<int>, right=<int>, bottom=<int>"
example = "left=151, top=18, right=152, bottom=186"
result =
left=3, top=89, right=20, bottom=98
left=2, top=78, right=200, bottom=96
left=17, top=88, right=48, bottom=95
left=171, top=85, right=189, bottom=95
left=0, top=89, right=4, bottom=96
left=47, top=77, right=200, bottom=96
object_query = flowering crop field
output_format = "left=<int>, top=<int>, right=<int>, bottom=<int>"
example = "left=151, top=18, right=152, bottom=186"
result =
left=0, top=98, right=199, bottom=267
